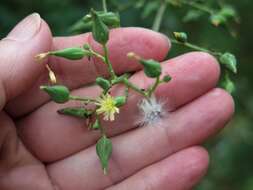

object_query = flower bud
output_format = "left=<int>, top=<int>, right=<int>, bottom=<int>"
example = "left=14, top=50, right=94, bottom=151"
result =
left=173, top=32, right=188, bottom=43
left=96, top=77, right=111, bottom=91
left=220, top=71, right=235, bottom=94
left=40, top=85, right=70, bottom=103
left=100, top=12, right=120, bottom=28
left=70, top=12, right=120, bottom=34
left=140, top=59, right=162, bottom=78
left=57, top=107, right=93, bottom=118
left=49, top=47, right=91, bottom=60
left=219, top=52, right=237, bottom=74
left=115, top=96, right=127, bottom=107
left=162, top=75, right=172, bottom=83
left=210, top=14, right=226, bottom=26
left=91, top=9, right=109, bottom=45
left=91, top=119, right=101, bottom=130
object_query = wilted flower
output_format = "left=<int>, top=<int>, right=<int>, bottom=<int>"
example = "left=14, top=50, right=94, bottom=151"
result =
left=138, top=96, right=167, bottom=126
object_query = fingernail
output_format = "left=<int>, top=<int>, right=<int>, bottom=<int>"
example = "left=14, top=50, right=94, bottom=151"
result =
left=5, top=13, right=41, bottom=42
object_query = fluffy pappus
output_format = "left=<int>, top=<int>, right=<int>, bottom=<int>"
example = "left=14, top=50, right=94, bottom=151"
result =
left=137, top=96, right=167, bottom=127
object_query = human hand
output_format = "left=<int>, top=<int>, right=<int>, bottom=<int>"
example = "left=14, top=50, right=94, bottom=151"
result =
left=0, top=13, right=234, bottom=190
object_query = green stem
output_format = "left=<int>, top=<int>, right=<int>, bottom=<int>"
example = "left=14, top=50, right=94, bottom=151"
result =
left=69, top=95, right=97, bottom=103
left=180, top=0, right=214, bottom=15
left=102, top=0, right=108, bottom=12
left=122, top=79, right=148, bottom=98
left=171, top=39, right=222, bottom=57
left=147, top=77, right=160, bottom=98
left=90, top=49, right=106, bottom=62
left=152, top=0, right=167, bottom=31
left=102, top=44, right=117, bottom=79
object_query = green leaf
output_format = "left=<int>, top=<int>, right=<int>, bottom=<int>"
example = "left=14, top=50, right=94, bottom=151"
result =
left=91, top=9, right=109, bottom=45
left=220, top=71, right=235, bottom=94
left=49, top=47, right=91, bottom=60
left=219, top=52, right=237, bottom=74
left=220, top=6, right=237, bottom=19
left=57, top=107, right=93, bottom=118
left=115, top=96, right=127, bottom=107
left=140, top=59, right=162, bottom=78
left=141, top=1, right=159, bottom=18
left=40, top=85, right=70, bottom=103
left=96, top=135, right=113, bottom=174
left=183, top=10, right=203, bottom=22
left=96, top=77, right=111, bottom=91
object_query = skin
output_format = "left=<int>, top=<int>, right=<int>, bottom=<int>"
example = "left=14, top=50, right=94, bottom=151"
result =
left=0, top=14, right=234, bottom=190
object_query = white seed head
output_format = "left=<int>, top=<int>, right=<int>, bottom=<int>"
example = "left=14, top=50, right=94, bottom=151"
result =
left=137, top=96, right=167, bottom=127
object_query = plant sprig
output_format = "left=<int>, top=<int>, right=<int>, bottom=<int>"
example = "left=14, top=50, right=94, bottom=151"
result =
left=36, top=8, right=171, bottom=174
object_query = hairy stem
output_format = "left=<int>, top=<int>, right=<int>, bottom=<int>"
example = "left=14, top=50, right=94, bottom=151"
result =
left=69, top=95, right=97, bottom=103
left=171, top=39, right=222, bottom=57
left=180, top=0, right=214, bottom=15
left=147, top=77, right=160, bottom=98
left=102, top=44, right=117, bottom=80
left=122, top=79, right=148, bottom=97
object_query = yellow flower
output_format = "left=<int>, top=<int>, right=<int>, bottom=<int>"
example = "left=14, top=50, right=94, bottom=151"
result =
left=95, top=94, right=120, bottom=121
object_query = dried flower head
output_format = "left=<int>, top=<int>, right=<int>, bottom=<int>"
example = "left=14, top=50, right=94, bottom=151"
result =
left=138, top=96, right=167, bottom=127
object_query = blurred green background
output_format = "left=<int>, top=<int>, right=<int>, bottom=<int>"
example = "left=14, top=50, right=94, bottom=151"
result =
left=0, top=0, right=252, bottom=189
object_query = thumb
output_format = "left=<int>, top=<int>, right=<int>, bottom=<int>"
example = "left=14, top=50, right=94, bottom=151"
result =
left=0, top=13, right=52, bottom=110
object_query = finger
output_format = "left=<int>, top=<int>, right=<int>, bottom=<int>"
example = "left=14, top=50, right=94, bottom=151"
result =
left=6, top=27, right=170, bottom=117
left=0, top=112, right=55, bottom=190
left=46, top=88, right=234, bottom=190
left=106, top=146, right=209, bottom=190
left=0, top=13, right=52, bottom=110
left=18, top=52, right=220, bottom=162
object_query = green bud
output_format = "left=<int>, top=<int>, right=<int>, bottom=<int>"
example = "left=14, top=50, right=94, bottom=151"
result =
left=140, top=59, right=162, bottom=78
left=91, top=9, right=109, bottom=45
left=162, top=75, right=172, bottom=83
left=69, top=12, right=120, bottom=34
left=99, top=12, right=120, bottom=28
left=219, top=52, right=237, bottom=74
left=57, top=107, right=93, bottom=118
left=40, top=85, right=70, bottom=103
left=91, top=119, right=101, bottom=130
left=96, top=135, right=112, bottom=175
left=173, top=32, right=188, bottom=43
left=220, top=71, right=235, bottom=94
left=49, top=47, right=91, bottom=60
left=83, top=44, right=91, bottom=50
left=210, top=14, right=227, bottom=26
left=115, top=96, right=127, bottom=107
left=96, top=77, right=111, bottom=91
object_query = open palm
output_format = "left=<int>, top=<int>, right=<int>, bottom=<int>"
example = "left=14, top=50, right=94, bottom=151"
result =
left=0, top=14, right=234, bottom=190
